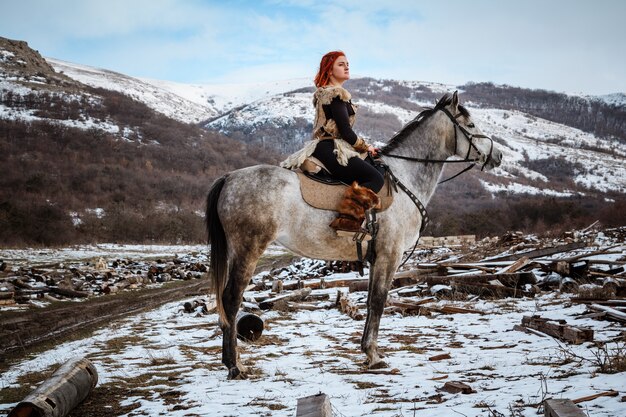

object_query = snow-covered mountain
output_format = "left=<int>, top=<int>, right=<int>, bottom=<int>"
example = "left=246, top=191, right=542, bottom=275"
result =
left=203, top=78, right=626, bottom=197
left=3, top=37, right=625, bottom=199
left=48, top=57, right=312, bottom=124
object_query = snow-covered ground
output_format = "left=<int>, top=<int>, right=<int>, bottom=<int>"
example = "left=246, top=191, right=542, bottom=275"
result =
left=1, top=242, right=625, bottom=417
left=1, top=285, right=624, bottom=416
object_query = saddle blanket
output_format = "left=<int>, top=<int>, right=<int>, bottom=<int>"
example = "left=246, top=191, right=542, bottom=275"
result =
left=296, top=171, right=395, bottom=212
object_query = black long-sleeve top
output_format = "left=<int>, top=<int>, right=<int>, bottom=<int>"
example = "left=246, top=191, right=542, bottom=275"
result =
left=322, top=96, right=358, bottom=145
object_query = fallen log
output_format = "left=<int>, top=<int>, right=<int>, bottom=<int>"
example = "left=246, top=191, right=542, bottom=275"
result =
left=183, top=298, right=216, bottom=314
left=385, top=296, right=435, bottom=316
left=8, top=357, right=98, bottom=417
left=602, top=277, right=619, bottom=296
left=570, top=298, right=626, bottom=306
left=429, top=353, right=451, bottom=361
left=513, top=324, right=547, bottom=338
left=521, top=315, right=593, bottom=344
left=348, top=280, right=369, bottom=293
left=236, top=311, right=264, bottom=342
left=259, top=287, right=312, bottom=310
left=559, top=277, right=579, bottom=293
left=391, top=268, right=441, bottom=288
left=337, top=293, right=363, bottom=320
left=50, top=286, right=89, bottom=298
left=279, top=277, right=368, bottom=291
left=0, top=291, right=15, bottom=300
left=387, top=296, right=436, bottom=309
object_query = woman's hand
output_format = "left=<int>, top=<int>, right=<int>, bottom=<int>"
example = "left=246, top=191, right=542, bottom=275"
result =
left=368, top=145, right=380, bottom=157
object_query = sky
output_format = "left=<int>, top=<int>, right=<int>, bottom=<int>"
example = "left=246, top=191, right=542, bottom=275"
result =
left=1, top=0, right=625, bottom=95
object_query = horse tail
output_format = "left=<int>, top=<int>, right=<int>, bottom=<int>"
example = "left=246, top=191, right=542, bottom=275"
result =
left=206, top=174, right=229, bottom=327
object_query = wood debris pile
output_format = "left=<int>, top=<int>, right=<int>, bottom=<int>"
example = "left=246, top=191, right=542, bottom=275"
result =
left=0, top=254, right=208, bottom=307
left=235, top=225, right=625, bottom=330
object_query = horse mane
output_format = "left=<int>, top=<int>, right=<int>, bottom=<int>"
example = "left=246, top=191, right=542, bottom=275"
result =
left=381, top=92, right=470, bottom=155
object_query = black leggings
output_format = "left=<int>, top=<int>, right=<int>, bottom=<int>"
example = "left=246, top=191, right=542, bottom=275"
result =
left=312, top=140, right=384, bottom=193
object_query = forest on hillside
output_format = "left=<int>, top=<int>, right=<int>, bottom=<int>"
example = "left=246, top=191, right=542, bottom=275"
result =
left=0, top=87, right=279, bottom=246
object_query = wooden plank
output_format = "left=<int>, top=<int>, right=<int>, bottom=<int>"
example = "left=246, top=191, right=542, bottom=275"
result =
left=544, top=399, right=586, bottom=417
left=572, top=390, right=619, bottom=404
left=452, top=282, right=533, bottom=298
left=296, top=393, right=332, bottom=417
left=588, top=304, right=626, bottom=323
left=521, top=316, right=593, bottom=344
left=422, top=272, right=536, bottom=288
left=486, top=242, right=586, bottom=262
left=495, top=256, right=532, bottom=274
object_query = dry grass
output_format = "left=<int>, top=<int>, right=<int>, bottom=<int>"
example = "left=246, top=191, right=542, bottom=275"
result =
left=103, top=335, right=147, bottom=352
left=0, top=365, right=57, bottom=404
left=353, top=380, right=383, bottom=389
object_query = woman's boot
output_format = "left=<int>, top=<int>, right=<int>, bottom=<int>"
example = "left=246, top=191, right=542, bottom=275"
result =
left=330, top=182, right=380, bottom=233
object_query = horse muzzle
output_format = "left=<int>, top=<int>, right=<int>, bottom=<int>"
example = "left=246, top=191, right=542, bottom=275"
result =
left=481, top=148, right=502, bottom=170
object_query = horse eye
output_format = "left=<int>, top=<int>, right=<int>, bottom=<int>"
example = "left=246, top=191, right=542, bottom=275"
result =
left=467, top=123, right=475, bottom=128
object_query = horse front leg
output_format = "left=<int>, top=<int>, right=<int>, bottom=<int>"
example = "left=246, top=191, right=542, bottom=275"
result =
left=361, top=258, right=397, bottom=369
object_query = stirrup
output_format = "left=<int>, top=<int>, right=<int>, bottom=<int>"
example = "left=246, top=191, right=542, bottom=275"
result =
left=334, top=219, right=372, bottom=241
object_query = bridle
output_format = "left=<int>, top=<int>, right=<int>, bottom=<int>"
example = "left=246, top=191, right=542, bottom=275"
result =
left=376, top=107, right=495, bottom=267
left=383, top=107, right=495, bottom=184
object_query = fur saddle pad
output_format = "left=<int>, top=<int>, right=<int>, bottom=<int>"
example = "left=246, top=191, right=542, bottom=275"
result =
left=296, top=171, right=395, bottom=212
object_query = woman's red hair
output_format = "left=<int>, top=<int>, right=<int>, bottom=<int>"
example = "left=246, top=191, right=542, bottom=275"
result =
left=314, top=51, right=345, bottom=87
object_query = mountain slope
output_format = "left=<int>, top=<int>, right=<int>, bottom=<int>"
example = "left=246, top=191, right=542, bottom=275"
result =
left=2, top=35, right=624, bottom=244
left=0, top=37, right=279, bottom=245
left=47, top=58, right=216, bottom=124
left=204, top=78, right=626, bottom=196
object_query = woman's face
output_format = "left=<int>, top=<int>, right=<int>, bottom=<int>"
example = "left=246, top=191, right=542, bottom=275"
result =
left=330, top=56, right=349, bottom=85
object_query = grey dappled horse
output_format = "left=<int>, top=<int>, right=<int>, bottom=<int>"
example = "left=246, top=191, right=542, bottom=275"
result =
left=206, top=92, right=503, bottom=379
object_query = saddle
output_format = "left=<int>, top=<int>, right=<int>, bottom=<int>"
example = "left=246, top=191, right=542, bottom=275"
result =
left=296, top=170, right=395, bottom=212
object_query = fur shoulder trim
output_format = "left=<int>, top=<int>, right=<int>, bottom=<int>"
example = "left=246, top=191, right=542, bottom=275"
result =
left=313, top=86, right=351, bottom=105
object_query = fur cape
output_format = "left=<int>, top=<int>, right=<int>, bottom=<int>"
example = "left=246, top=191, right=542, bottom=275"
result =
left=280, top=86, right=366, bottom=170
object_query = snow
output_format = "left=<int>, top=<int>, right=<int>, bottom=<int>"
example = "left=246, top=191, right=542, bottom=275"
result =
left=140, top=77, right=312, bottom=116
left=590, top=93, right=626, bottom=108
left=480, top=180, right=576, bottom=197
left=1, top=285, right=624, bottom=416
left=46, top=57, right=313, bottom=124
left=46, top=58, right=216, bottom=124
left=1, top=243, right=625, bottom=416
left=208, top=92, right=312, bottom=130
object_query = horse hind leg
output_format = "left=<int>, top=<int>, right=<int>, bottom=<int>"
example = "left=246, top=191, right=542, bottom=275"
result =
left=220, top=247, right=267, bottom=379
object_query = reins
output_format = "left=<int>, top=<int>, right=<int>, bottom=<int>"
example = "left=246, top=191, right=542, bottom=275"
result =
left=376, top=106, right=494, bottom=267
left=383, top=107, right=494, bottom=184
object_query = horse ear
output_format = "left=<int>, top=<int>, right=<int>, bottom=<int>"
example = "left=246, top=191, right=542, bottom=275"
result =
left=452, top=90, right=459, bottom=109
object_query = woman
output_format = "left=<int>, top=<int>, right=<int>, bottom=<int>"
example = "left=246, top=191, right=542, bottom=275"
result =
left=281, top=51, right=384, bottom=233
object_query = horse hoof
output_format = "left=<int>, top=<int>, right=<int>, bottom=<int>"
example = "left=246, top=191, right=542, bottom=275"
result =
left=227, top=367, right=247, bottom=380
left=368, top=360, right=388, bottom=370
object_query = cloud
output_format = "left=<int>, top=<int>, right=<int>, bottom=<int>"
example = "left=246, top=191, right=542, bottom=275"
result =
left=1, top=0, right=624, bottom=94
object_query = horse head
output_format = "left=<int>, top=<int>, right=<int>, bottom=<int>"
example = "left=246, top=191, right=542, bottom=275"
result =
left=442, top=91, right=502, bottom=170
